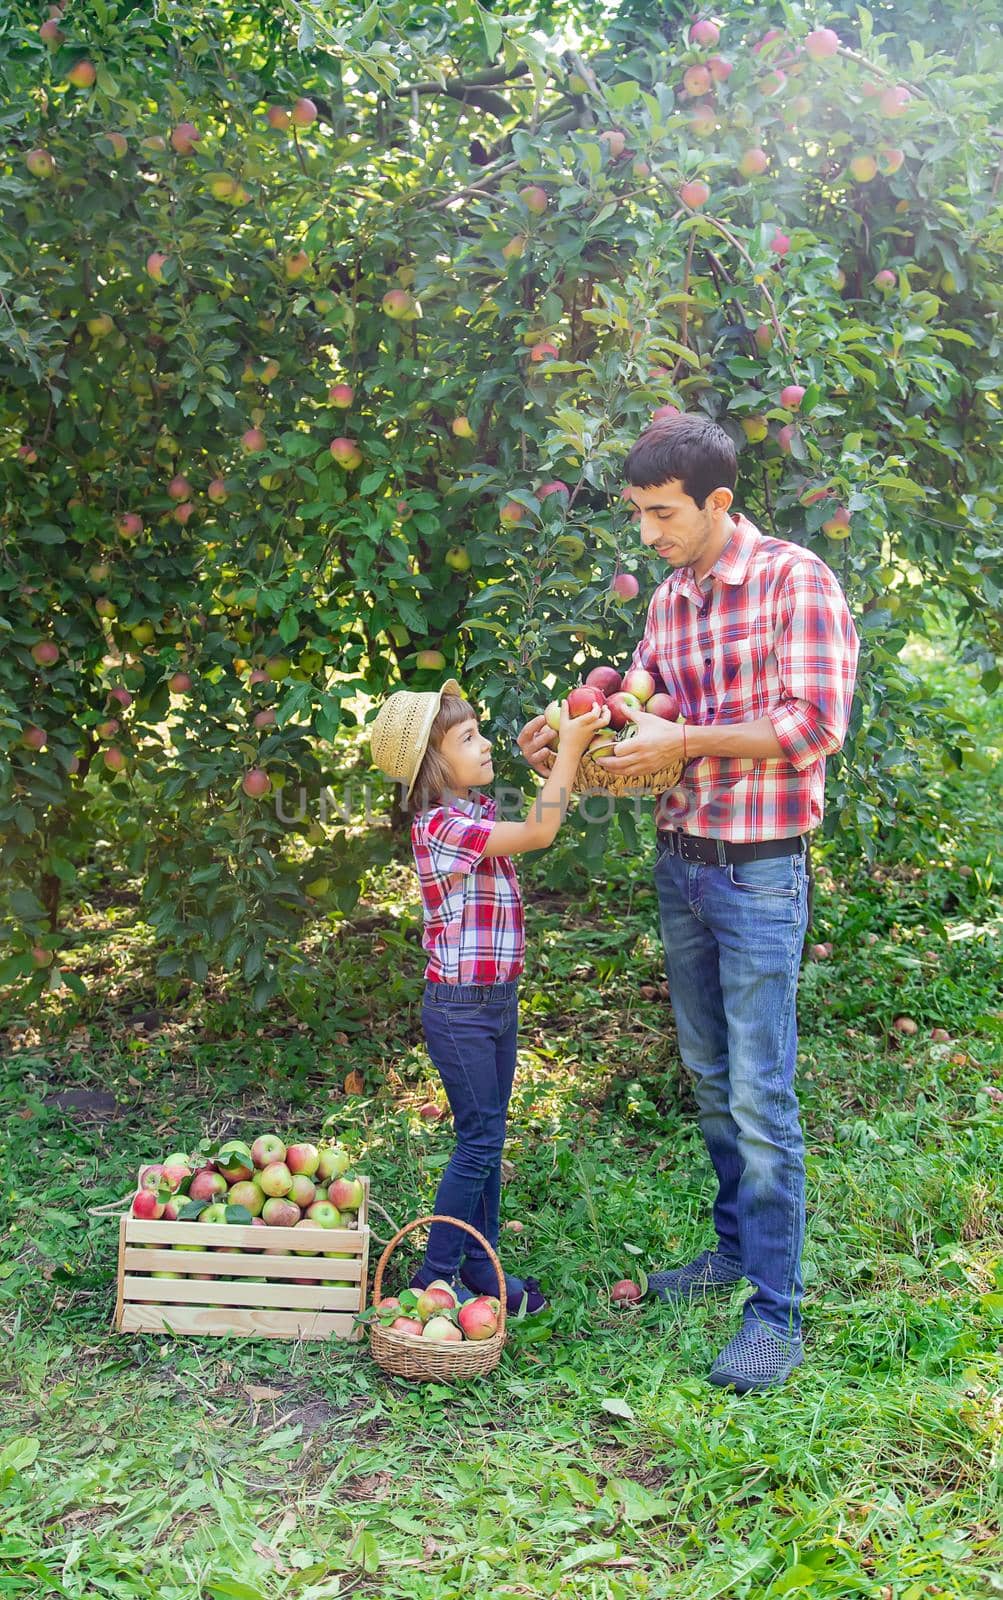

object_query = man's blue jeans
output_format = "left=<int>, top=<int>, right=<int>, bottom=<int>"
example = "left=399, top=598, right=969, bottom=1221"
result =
left=420, top=979, right=519, bottom=1277
left=654, top=838, right=809, bottom=1338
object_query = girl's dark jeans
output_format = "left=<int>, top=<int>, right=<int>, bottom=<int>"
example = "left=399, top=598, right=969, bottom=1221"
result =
left=420, top=979, right=519, bottom=1277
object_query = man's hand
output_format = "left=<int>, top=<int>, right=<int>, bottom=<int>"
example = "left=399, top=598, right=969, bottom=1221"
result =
left=593, top=705, right=687, bottom=777
left=516, top=713, right=557, bottom=776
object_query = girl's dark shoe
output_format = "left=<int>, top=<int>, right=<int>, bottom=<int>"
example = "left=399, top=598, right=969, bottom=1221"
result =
left=459, top=1261, right=547, bottom=1315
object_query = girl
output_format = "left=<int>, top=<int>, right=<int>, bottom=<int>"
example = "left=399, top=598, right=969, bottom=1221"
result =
left=370, top=677, right=608, bottom=1313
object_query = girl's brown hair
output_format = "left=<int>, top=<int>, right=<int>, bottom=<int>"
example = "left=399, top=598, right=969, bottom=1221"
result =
left=406, top=693, right=475, bottom=814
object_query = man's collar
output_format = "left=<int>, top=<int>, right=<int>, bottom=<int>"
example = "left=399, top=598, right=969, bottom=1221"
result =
left=707, top=513, right=759, bottom=585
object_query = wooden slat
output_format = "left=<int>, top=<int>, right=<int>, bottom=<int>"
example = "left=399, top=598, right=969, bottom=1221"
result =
left=119, top=1303, right=363, bottom=1340
left=122, top=1247, right=362, bottom=1280
left=126, top=1218, right=365, bottom=1252
left=123, top=1275, right=362, bottom=1311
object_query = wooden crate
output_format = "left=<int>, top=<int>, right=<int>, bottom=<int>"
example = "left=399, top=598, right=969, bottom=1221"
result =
left=115, top=1176, right=370, bottom=1340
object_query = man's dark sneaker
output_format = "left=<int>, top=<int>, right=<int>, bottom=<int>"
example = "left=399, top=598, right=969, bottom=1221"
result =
left=646, top=1247, right=745, bottom=1304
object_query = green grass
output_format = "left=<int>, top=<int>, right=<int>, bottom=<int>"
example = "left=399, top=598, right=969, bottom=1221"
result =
left=1, top=647, right=1000, bottom=1599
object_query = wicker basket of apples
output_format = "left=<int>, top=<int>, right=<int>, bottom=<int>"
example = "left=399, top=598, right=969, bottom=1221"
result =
left=117, top=1134, right=370, bottom=1341
left=543, top=665, right=686, bottom=797
left=368, top=1216, right=506, bottom=1381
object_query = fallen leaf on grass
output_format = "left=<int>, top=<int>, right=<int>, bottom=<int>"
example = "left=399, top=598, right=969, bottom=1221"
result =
left=244, top=1385, right=285, bottom=1405
left=251, top=1540, right=288, bottom=1575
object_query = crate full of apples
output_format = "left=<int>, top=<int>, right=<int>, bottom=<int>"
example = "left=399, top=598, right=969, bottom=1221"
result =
left=116, top=1134, right=370, bottom=1341
left=541, top=664, right=685, bottom=796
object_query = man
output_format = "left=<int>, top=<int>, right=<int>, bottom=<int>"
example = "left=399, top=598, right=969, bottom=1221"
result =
left=517, top=415, right=859, bottom=1392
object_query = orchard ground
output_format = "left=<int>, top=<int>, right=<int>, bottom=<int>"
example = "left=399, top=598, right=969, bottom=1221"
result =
left=1, top=641, right=1000, bottom=1599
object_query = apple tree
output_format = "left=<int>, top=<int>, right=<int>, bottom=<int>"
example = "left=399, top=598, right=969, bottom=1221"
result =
left=1, top=0, right=1000, bottom=1005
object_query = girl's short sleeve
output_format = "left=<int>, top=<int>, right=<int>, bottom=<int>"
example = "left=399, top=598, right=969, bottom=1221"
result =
left=419, top=808, right=494, bottom=876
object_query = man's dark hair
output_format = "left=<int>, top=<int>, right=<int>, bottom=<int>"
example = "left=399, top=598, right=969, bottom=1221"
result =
left=623, top=415, right=737, bottom=508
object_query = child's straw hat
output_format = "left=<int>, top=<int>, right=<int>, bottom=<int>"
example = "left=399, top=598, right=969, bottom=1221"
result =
left=369, top=679, right=464, bottom=798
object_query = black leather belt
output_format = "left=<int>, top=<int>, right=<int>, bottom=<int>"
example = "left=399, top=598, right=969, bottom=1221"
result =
left=656, top=830, right=805, bottom=865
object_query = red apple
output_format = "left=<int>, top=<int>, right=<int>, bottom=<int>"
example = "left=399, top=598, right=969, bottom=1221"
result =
left=170, top=122, right=201, bottom=156
left=599, top=130, right=627, bottom=159
left=415, top=1284, right=458, bottom=1321
left=116, top=511, right=144, bottom=539
left=457, top=1296, right=500, bottom=1340
left=585, top=665, right=622, bottom=696
left=291, top=97, right=318, bottom=126
left=874, top=269, right=897, bottom=291
left=261, top=1196, right=300, bottom=1227
left=242, top=767, right=271, bottom=797
left=328, top=383, right=354, bottom=407
left=611, top=573, right=639, bottom=600
left=207, top=477, right=227, bottom=503
left=286, top=1142, right=320, bottom=1177
left=605, top=691, right=643, bottom=729
left=538, top=480, right=570, bottom=499
left=689, top=19, right=720, bottom=47
left=805, top=27, right=840, bottom=60
left=679, top=180, right=709, bottom=209
left=266, top=105, right=290, bottom=130
left=241, top=427, right=266, bottom=453
left=879, top=86, right=910, bottom=118
left=647, top=693, right=680, bottom=721
left=780, top=384, right=806, bottom=410
left=621, top=668, right=656, bottom=704
left=708, top=56, right=733, bottom=82
left=189, top=1168, right=227, bottom=1202
left=103, top=747, right=126, bottom=773
left=390, top=1316, right=424, bottom=1336
left=66, top=60, right=96, bottom=88
left=682, top=64, right=711, bottom=97
left=30, top=640, right=59, bottom=668
left=289, top=1173, right=317, bottom=1208
left=566, top=684, right=606, bottom=718
left=330, top=436, right=362, bottom=468
left=327, top=1175, right=364, bottom=1212
left=146, top=252, right=169, bottom=283
left=382, top=288, right=415, bottom=319
left=770, top=230, right=791, bottom=256
left=652, top=404, right=681, bottom=423
left=611, top=1278, right=642, bottom=1304
left=738, top=148, right=769, bottom=178
left=529, top=342, right=559, bottom=362
left=132, top=1189, right=164, bottom=1220
left=519, top=185, right=548, bottom=214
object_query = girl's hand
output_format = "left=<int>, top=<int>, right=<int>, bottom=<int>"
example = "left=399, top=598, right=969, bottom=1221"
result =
left=516, top=713, right=557, bottom=776
left=559, top=700, right=610, bottom=754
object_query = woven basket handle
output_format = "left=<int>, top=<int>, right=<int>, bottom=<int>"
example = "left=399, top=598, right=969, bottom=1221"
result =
left=372, top=1214, right=507, bottom=1335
